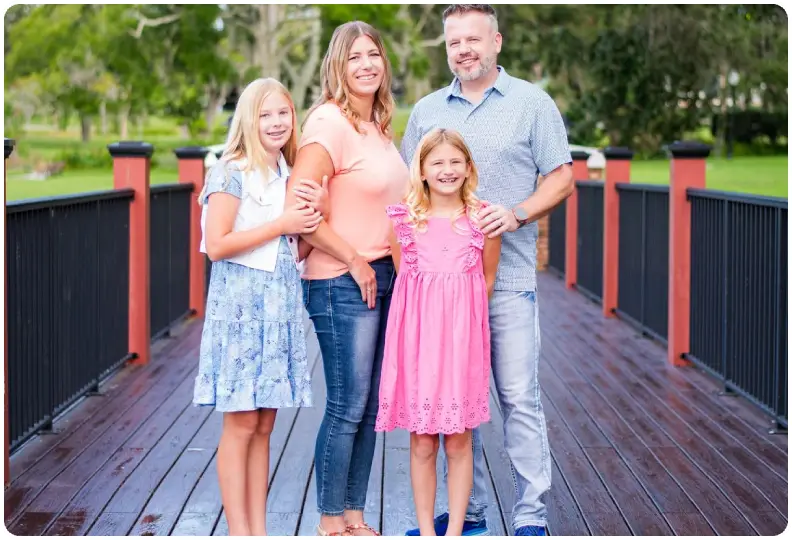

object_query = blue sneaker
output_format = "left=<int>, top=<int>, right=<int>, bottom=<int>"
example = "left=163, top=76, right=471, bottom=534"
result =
left=514, top=525, right=547, bottom=536
left=405, top=513, right=489, bottom=536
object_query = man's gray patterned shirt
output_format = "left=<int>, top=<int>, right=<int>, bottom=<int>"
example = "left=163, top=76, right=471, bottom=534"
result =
left=400, top=66, right=572, bottom=292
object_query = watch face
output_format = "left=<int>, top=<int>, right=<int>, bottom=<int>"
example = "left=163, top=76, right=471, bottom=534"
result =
left=514, top=207, right=529, bottom=222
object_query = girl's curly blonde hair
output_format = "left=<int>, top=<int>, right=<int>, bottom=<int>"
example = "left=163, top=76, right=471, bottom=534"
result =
left=404, top=128, right=483, bottom=232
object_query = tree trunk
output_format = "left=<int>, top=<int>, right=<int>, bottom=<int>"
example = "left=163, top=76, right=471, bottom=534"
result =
left=180, top=123, right=190, bottom=139
left=119, top=105, right=130, bottom=139
left=99, top=101, right=108, bottom=135
left=282, top=16, right=322, bottom=111
left=80, top=114, right=91, bottom=142
left=714, top=64, right=729, bottom=158
left=254, top=4, right=286, bottom=79
left=204, top=84, right=228, bottom=137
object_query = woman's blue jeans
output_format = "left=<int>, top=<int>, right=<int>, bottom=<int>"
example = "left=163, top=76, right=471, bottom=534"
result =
left=302, top=258, right=395, bottom=516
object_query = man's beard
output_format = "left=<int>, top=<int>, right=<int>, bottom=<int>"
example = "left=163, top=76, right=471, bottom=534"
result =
left=449, top=53, right=496, bottom=82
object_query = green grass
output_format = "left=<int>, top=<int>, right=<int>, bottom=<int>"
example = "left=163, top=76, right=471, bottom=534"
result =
left=6, top=169, right=180, bottom=202
left=5, top=112, right=787, bottom=202
left=629, top=156, right=788, bottom=198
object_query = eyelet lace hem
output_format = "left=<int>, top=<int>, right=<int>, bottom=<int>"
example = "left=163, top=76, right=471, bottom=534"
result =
left=375, top=395, right=490, bottom=434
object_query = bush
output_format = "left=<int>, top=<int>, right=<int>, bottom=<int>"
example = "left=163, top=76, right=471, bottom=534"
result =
left=56, top=146, right=113, bottom=169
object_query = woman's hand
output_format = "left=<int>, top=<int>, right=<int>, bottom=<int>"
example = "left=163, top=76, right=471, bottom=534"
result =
left=293, top=175, right=330, bottom=218
left=278, top=203, right=323, bottom=235
left=348, top=255, right=377, bottom=309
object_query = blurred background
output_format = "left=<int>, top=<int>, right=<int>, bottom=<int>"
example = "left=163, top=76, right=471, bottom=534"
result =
left=4, top=4, right=788, bottom=201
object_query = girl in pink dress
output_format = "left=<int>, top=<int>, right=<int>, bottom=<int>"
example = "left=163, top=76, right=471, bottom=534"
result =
left=375, top=128, right=501, bottom=536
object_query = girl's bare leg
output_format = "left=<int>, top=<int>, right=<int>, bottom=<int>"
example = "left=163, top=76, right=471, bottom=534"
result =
left=410, top=433, right=440, bottom=536
left=217, top=410, right=259, bottom=536
left=443, top=431, right=473, bottom=537
left=247, top=408, right=277, bottom=535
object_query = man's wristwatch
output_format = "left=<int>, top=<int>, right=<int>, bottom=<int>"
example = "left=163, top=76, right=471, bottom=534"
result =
left=512, top=207, right=530, bottom=228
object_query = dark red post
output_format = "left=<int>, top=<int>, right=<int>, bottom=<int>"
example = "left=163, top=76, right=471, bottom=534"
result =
left=175, top=147, right=209, bottom=318
left=5, top=138, right=14, bottom=487
left=602, top=147, right=633, bottom=317
left=108, top=142, right=153, bottom=365
left=566, top=150, right=590, bottom=289
left=668, top=141, right=711, bottom=367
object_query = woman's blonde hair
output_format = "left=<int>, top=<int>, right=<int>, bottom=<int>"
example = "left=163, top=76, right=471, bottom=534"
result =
left=404, top=128, right=482, bottom=232
left=305, top=21, right=394, bottom=138
left=198, top=78, right=297, bottom=205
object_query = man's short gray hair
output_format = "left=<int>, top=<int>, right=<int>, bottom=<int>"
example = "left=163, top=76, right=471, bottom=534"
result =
left=442, top=4, right=499, bottom=32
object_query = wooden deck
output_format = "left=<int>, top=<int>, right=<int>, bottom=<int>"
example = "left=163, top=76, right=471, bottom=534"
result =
left=4, top=272, right=787, bottom=536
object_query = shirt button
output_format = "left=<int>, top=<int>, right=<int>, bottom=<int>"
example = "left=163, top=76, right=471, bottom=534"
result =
left=288, top=237, right=294, bottom=243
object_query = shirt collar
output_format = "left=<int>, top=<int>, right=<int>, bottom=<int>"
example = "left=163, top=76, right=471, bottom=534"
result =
left=446, top=65, right=511, bottom=101
left=267, top=152, right=290, bottom=183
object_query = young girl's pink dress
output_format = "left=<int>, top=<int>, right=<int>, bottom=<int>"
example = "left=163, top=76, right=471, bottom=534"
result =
left=375, top=203, right=491, bottom=435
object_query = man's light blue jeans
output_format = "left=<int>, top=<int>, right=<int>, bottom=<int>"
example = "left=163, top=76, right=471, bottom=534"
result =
left=442, top=290, right=551, bottom=530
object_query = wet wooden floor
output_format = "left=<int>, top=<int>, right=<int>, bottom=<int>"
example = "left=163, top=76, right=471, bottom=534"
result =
left=4, top=273, right=787, bottom=536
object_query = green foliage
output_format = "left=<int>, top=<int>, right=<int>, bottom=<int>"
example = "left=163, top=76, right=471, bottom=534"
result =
left=3, top=4, right=788, bottom=158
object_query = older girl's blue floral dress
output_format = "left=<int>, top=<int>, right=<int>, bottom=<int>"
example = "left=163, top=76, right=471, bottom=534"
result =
left=193, top=163, right=312, bottom=412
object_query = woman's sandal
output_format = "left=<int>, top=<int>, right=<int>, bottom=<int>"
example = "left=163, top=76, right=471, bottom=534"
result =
left=317, top=524, right=351, bottom=536
left=346, top=522, right=381, bottom=536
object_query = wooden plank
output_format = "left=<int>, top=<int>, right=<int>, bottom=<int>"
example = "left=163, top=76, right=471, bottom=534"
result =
left=10, top=368, right=200, bottom=536
left=539, top=351, right=699, bottom=514
left=540, top=318, right=762, bottom=534
left=85, top=396, right=213, bottom=534
left=549, top=326, right=788, bottom=530
left=86, top=512, right=138, bottom=536
left=546, top=458, right=590, bottom=536
left=4, top=325, right=200, bottom=524
left=663, top=512, right=716, bottom=536
left=651, top=447, right=757, bottom=536
left=297, top=466, right=319, bottom=536
left=585, top=448, right=672, bottom=535
left=542, top=395, right=631, bottom=535
left=8, top=322, right=196, bottom=482
left=542, top=275, right=787, bottom=453
left=540, top=288, right=788, bottom=526
left=381, top=431, right=413, bottom=536
left=266, top=359, right=326, bottom=535
left=128, top=413, right=224, bottom=536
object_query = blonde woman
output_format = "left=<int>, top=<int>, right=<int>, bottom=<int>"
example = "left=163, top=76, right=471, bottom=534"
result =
left=194, top=78, right=327, bottom=536
left=375, top=128, right=500, bottom=536
left=284, top=21, right=409, bottom=537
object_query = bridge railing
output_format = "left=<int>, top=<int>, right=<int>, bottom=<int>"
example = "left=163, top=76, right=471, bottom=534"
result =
left=548, top=142, right=787, bottom=429
left=3, top=140, right=210, bottom=463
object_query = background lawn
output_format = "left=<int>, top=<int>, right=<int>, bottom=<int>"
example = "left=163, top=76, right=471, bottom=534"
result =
left=6, top=155, right=787, bottom=202
left=628, top=156, right=788, bottom=198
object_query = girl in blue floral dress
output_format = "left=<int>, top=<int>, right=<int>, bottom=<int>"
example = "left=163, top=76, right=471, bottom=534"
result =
left=193, top=78, right=327, bottom=536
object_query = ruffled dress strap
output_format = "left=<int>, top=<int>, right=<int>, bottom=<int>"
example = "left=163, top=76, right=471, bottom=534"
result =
left=386, top=204, right=419, bottom=276
left=463, top=201, right=490, bottom=272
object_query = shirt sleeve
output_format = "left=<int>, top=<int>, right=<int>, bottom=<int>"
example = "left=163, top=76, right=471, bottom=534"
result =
left=399, top=106, right=423, bottom=168
left=201, top=161, right=244, bottom=203
left=530, top=92, right=572, bottom=177
left=299, top=106, right=349, bottom=175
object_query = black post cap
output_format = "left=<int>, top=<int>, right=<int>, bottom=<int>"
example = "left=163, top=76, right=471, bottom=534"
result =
left=5, top=138, right=15, bottom=159
left=668, top=141, right=711, bottom=159
left=603, top=147, right=634, bottom=160
left=107, top=141, right=154, bottom=158
left=174, top=146, right=210, bottom=160
left=570, top=150, right=590, bottom=161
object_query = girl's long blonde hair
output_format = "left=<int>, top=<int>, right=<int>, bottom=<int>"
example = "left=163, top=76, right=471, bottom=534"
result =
left=304, top=21, right=394, bottom=138
left=198, top=78, right=298, bottom=205
left=404, top=128, right=482, bottom=232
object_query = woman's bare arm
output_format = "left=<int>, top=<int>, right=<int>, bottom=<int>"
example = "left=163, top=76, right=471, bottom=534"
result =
left=285, top=143, right=377, bottom=308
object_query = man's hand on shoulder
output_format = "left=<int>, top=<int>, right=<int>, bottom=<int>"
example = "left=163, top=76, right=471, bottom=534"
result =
left=479, top=204, right=519, bottom=238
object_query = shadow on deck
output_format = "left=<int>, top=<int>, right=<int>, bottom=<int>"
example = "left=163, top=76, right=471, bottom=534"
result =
left=3, top=273, right=788, bottom=536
